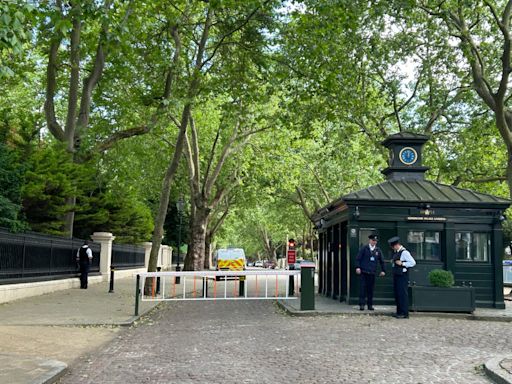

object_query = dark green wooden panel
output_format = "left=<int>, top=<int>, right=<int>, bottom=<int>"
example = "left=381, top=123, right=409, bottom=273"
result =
left=455, top=263, right=494, bottom=304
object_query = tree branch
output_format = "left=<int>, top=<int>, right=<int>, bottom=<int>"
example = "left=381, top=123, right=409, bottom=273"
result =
left=95, top=125, right=151, bottom=153
left=189, top=114, right=201, bottom=187
left=65, top=1, right=82, bottom=150
left=76, top=1, right=111, bottom=134
left=200, top=0, right=271, bottom=69
left=44, top=37, right=65, bottom=142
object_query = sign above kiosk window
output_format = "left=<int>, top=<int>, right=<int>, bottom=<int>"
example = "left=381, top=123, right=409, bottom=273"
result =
left=406, top=216, right=446, bottom=222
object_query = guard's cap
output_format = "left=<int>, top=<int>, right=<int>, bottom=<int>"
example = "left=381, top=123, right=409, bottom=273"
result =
left=387, top=236, right=400, bottom=246
left=368, top=234, right=378, bottom=241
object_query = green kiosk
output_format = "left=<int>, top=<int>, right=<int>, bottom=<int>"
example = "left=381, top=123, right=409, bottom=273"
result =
left=313, top=132, right=510, bottom=309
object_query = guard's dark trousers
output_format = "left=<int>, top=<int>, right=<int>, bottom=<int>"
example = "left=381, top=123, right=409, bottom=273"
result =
left=359, top=273, right=376, bottom=308
left=393, top=273, right=409, bottom=316
left=79, top=262, right=90, bottom=289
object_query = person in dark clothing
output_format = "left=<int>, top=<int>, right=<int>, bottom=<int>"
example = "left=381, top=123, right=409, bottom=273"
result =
left=76, top=240, right=93, bottom=289
left=388, top=236, right=416, bottom=319
left=356, top=234, right=386, bottom=310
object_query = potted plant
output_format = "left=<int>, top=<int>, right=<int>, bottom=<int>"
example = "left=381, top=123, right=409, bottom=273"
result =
left=409, top=269, right=475, bottom=313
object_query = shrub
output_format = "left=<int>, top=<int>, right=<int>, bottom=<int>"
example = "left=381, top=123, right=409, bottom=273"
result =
left=428, top=269, right=455, bottom=287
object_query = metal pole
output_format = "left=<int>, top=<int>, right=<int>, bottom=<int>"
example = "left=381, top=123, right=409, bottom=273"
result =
left=109, top=267, right=114, bottom=293
left=203, top=277, right=208, bottom=298
left=134, top=274, right=140, bottom=316
left=156, top=266, right=161, bottom=294
left=176, top=208, right=182, bottom=284
left=288, top=275, right=294, bottom=296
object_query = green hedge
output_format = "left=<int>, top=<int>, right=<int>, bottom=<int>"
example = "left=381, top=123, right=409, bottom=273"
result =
left=428, top=269, right=455, bottom=287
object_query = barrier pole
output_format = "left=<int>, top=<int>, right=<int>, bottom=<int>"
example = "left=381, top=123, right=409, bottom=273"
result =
left=109, top=267, right=115, bottom=293
left=134, top=274, right=140, bottom=316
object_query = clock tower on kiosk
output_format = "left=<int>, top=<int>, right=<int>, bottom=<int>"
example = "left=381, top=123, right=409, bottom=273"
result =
left=381, top=132, right=430, bottom=181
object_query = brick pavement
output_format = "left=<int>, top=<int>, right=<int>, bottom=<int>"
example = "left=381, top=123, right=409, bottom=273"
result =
left=58, top=300, right=512, bottom=384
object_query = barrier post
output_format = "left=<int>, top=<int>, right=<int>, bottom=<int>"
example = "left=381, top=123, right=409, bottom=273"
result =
left=203, top=277, right=208, bottom=298
left=239, top=276, right=245, bottom=297
left=288, top=275, right=294, bottom=296
left=109, top=267, right=114, bottom=293
left=135, top=274, right=140, bottom=316
left=156, top=267, right=161, bottom=294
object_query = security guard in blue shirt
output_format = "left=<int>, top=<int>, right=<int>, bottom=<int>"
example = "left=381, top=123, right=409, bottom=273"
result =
left=356, top=234, right=386, bottom=310
left=388, top=236, right=416, bottom=318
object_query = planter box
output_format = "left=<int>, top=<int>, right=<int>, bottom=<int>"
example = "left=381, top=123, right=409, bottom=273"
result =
left=409, top=286, right=475, bottom=313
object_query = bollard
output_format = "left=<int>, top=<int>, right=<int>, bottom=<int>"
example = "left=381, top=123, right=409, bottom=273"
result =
left=109, top=267, right=115, bottom=293
left=203, top=277, right=208, bottom=297
left=239, top=277, right=245, bottom=297
left=288, top=274, right=294, bottom=296
left=300, top=262, right=315, bottom=310
left=175, top=265, right=181, bottom=285
left=156, top=267, right=161, bottom=294
left=134, top=274, right=140, bottom=316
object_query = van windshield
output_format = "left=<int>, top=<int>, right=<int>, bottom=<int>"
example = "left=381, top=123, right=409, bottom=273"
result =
left=216, top=249, right=245, bottom=260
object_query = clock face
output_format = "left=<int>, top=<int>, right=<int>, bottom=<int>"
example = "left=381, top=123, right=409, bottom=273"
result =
left=399, top=147, right=417, bottom=165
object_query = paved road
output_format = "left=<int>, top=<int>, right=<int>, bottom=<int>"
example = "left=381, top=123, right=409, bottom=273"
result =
left=58, top=300, right=510, bottom=383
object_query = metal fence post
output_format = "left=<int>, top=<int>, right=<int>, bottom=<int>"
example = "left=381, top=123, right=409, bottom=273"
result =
left=21, top=234, right=26, bottom=277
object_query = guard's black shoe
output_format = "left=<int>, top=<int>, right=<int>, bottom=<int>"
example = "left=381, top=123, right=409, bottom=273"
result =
left=368, top=307, right=375, bottom=310
left=393, top=314, right=408, bottom=319
left=359, top=306, right=364, bottom=311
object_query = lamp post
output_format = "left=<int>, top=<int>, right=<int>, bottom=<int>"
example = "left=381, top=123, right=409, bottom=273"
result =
left=175, top=197, right=184, bottom=284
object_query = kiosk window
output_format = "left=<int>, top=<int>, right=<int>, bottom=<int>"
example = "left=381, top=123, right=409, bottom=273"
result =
left=455, top=232, right=490, bottom=262
left=359, top=228, right=377, bottom=248
left=407, top=231, right=441, bottom=261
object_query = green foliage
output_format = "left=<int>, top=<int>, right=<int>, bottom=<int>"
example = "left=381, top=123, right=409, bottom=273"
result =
left=502, top=208, right=512, bottom=244
left=74, top=190, right=154, bottom=244
left=428, top=269, right=455, bottom=288
left=0, top=1, right=32, bottom=78
left=21, top=146, right=79, bottom=235
left=0, top=141, right=26, bottom=231
left=0, top=0, right=510, bottom=256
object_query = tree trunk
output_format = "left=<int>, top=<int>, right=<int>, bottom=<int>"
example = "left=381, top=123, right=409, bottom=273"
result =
left=184, top=207, right=209, bottom=271
left=63, top=196, right=76, bottom=238
left=507, top=146, right=512, bottom=198
left=204, top=232, right=212, bottom=269
left=147, top=105, right=191, bottom=272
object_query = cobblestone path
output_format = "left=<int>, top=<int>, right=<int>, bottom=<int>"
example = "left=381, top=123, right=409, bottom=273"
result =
left=59, top=300, right=509, bottom=383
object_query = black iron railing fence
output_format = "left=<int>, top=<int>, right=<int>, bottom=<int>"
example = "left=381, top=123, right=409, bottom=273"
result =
left=0, top=228, right=100, bottom=284
left=111, top=243, right=145, bottom=269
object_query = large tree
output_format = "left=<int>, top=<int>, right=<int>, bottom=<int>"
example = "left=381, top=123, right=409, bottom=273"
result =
left=147, top=0, right=279, bottom=272
left=415, top=0, right=512, bottom=197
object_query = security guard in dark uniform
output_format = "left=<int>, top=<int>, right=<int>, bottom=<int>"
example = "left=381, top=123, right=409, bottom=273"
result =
left=356, top=234, right=386, bottom=310
left=388, top=236, right=416, bottom=318
left=76, top=240, right=93, bottom=289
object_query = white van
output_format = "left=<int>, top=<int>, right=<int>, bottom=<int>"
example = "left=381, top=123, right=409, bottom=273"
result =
left=215, top=248, right=246, bottom=272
